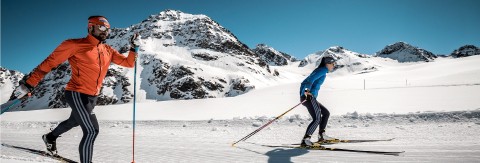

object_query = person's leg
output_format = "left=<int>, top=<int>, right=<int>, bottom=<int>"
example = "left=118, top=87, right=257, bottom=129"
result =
left=49, top=110, right=79, bottom=139
left=316, top=102, right=330, bottom=133
left=70, top=91, right=99, bottom=163
left=303, top=98, right=321, bottom=137
left=43, top=91, right=79, bottom=153
left=314, top=101, right=336, bottom=141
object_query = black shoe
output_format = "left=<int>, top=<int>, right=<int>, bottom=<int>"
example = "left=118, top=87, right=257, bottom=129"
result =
left=42, top=134, right=57, bottom=155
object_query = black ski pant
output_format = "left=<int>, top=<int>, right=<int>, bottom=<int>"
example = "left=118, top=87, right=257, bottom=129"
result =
left=50, top=90, right=99, bottom=163
left=301, top=96, right=330, bottom=137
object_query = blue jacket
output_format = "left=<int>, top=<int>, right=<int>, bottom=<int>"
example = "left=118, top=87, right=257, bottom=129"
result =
left=300, top=67, right=328, bottom=98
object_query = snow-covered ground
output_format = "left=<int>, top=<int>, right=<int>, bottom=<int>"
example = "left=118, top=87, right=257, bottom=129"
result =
left=1, top=56, right=480, bottom=162
left=2, top=112, right=480, bottom=162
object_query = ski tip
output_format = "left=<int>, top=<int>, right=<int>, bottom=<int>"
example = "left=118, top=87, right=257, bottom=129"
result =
left=392, top=152, right=405, bottom=156
left=386, top=151, right=405, bottom=156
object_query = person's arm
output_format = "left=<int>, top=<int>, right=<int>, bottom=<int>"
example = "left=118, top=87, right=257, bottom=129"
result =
left=110, top=33, right=139, bottom=68
left=11, top=40, right=75, bottom=99
left=109, top=46, right=136, bottom=68
left=26, top=40, right=75, bottom=87
left=303, top=67, right=328, bottom=92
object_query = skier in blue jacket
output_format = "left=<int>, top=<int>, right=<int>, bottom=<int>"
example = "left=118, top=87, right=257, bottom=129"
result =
left=299, top=56, right=337, bottom=146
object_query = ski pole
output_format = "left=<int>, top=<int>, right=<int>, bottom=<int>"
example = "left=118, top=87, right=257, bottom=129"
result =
left=1, top=99, right=21, bottom=114
left=132, top=53, right=138, bottom=163
left=1, top=93, right=31, bottom=115
left=131, top=33, right=141, bottom=163
left=232, top=100, right=306, bottom=146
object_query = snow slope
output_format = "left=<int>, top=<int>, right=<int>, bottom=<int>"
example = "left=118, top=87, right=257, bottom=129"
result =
left=2, top=55, right=480, bottom=121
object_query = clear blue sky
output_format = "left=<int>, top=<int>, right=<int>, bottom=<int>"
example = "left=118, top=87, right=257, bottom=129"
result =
left=2, top=0, right=479, bottom=73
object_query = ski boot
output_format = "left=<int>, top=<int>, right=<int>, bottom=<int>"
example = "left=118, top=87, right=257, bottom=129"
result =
left=300, top=136, right=313, bottom=147
left=42, top=134, right=57, bottom=155
left=316, top=131, right=339, bottom=143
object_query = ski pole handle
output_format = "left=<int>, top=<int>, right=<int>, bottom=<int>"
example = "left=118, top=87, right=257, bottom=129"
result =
left=232, top=100, right=307, bottom=146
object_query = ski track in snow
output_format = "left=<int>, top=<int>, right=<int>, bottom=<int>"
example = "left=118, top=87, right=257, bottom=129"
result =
left=2, top=113, right=480, bottom=163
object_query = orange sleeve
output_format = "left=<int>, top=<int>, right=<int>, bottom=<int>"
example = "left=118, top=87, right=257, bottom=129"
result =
left=26, top=40, right=75, bottom=87
left=109, top=46, right=136, bottom=68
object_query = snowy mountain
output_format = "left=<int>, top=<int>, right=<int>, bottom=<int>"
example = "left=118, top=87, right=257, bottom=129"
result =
left=376, top=42, right=437, bottom=62
left=252, top=44, right=297, bottom=66
left=1, top=10, right=287, bottom=110
left=451, top=45, right=480, bottom=58
left=298, top=46, right=378, bottom=75
left=0, top=67, right=24, bottom=103
left=105, top=9, right=280, bottom=101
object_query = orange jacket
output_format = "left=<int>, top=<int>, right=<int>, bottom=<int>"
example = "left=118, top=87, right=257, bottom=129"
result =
left=27, top=34, right=136, bottom=96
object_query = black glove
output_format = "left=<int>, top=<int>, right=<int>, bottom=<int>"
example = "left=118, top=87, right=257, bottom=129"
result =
left=129, top=33, right=140, bottom=51
left=10, top=76, right=34, bottom=100
left=19, top=77, right=34, bottom=91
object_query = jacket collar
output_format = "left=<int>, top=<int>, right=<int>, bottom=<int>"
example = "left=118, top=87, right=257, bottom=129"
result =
left=86, top=34, right=103, bottom=45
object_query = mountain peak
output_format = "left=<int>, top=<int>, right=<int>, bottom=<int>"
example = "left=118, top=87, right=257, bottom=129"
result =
left=108, top=10, right=252, bottom=56
left=392, top=41, right=411, bottom=47
left=142, top=9, right=208, bottom=22
left=162, top=9, right=184, bottom=14
left=299, top=46, right=377, bottom=74
left=381, top=42, right=415, bottom=53
left=326, top=46, right=346, bottom=53
left=158, top=9, right=183, bottom=19
left=376, top=42, right=436, bottom=62
left=451, top=45, right=480, bottom=58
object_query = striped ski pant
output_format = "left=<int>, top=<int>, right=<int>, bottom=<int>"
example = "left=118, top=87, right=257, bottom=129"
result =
left=51, top=90, right=99, bottom=163
left=301, top=96, right=330, bottom=136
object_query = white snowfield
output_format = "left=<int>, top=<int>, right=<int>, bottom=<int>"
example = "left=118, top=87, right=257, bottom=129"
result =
left=1, top=55, right=480, bottom=162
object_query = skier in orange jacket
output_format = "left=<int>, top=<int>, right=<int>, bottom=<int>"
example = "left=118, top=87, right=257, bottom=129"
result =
left=12, top=15, right=139, bottom=163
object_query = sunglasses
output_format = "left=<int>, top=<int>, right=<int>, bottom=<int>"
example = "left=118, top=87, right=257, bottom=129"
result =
left=97, top=25, right=111, bottom=32
left=327, top=62, right=336, bottom=66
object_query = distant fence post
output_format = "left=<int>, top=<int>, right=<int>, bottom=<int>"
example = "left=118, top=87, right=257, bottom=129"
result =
left=364, top=79, right=366, bottom=90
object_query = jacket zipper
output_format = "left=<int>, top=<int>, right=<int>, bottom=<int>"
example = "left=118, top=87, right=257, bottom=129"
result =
left=96, top=44, right=102, bottom=93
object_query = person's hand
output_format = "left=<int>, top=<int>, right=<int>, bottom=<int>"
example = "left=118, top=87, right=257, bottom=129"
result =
left=130, top=33, right=140, bottom=49
left=304, top=89, right=313, bottom=101
left=12, top=79, right=34, bottom=100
